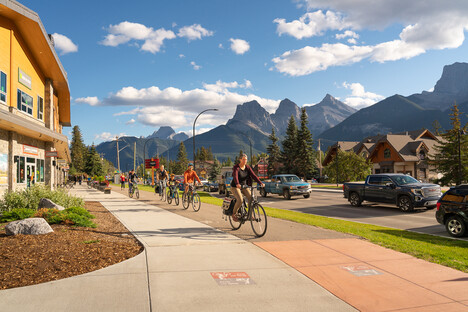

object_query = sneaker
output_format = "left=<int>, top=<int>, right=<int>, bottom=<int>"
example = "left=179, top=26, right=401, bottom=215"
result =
left=232, top=214, right=239, bottom=222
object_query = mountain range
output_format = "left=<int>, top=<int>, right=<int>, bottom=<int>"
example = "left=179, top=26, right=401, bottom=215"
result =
left=96, top=62, right=468, bottom=170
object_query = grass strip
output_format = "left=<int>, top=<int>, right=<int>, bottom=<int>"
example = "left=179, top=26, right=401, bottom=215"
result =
left=198, top=191, right=468, bottom=273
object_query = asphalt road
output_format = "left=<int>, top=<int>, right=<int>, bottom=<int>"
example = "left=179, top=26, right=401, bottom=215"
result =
left=211, top=188, right=467, bottom=241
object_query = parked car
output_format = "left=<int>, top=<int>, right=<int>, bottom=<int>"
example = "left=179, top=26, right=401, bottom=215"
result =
left=218, top=172, right=233, bottom=196
left=436, top=185, right=468, bottom=237
left=203, top=181, right=219, bottom=192
left=260, top=174, right=312, bottom=199
left=343, top=174, right=442, bottom=212
left=198, top=178, right=208, bottom=189
left=174, top=175, right=184, bottom=191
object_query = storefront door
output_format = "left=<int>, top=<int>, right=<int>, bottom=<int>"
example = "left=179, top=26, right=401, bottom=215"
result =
left=26, top=162, right=35, bottom=187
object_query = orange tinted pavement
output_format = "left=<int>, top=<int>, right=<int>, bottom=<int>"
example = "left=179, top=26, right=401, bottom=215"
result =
left=255, top=239, right=468, bottom=312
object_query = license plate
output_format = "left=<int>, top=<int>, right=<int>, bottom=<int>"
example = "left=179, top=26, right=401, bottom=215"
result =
left=426, top=201, right=437, bottom=206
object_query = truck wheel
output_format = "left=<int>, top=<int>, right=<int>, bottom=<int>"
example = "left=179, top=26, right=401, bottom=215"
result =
left=445, top=215, right=466, bottom=237
left=398, top=196, right=414, bottom=212
left=349, top=192, right=362, bottom=207
left=260, top=188, right=267, bottom=197
left=303, top=194, right=310, bottom=199
left=283, top=189, right=291, bottom=200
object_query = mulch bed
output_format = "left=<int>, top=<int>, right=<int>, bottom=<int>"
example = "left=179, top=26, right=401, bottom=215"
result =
left=0, top=201, right=143, bottom=290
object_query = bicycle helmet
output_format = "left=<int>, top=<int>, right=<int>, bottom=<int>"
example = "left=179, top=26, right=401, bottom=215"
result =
left=188, top=163, right=194, bottom=167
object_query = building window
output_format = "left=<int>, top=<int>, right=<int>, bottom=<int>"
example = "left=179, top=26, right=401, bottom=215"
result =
left=0, top=71, right=6, bottom=104
left=17, top=156, right=25, bottom=183
left=419, top=150, right=426, bottom=160
left=384, top=148, right=391, bottom=159
left=37, top=96, right=44, bottom=120
left=36, top=159, right=44, bottom=182
left=17, top=89, right=33, bottom=115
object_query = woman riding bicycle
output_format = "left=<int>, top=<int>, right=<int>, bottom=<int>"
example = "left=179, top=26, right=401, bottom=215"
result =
left=231, top=154, right=264, bottom=222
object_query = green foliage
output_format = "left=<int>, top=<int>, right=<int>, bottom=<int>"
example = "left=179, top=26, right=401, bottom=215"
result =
left=70, top=125, right=87, bottom=173
left=174, top=142, right=188, bottom=174
left=0, top=185, right=85, bottom=213
left=36, top=206, right=96, bottom=228
left=324, top=150, right=372, bottom=183
left=195, top=146, right=214, bottom=161
left=429, top=104, right=468, bottom=185
left=0, top=208, right=36, bottom=222
left=267, top=127, right=282, bottom=176
left=281, top=115, right=299, bottom=174
left=85, top=145, right=104, bottom=177
left=223, top=157, right=233, bottom=167
left=209, top=158, right=221, bottom=181
left=296, top=108, right=316, bottom=178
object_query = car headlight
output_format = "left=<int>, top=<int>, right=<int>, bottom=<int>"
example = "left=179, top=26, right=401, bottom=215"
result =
left=290, top=186, right=297, bottom=189
left=411, top=189, right=422, bottom=195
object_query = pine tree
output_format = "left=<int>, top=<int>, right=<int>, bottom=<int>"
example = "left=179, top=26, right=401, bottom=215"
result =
left=224, top=157, right=233, bottom=167
left=210, top=158, right=221, bottom=181
left=207, top=146, right=214, bottom=161
left=429, top=104, right=468, bottom=185
left=70, top=125, right=87, bottom=173
left=267, top=127, right=282, bottom=176
left=85, top=145, right=104, bottom=177
left=175, top=142, right=188, bottom=174
left=281, top=115, right=298, bottom=173
left=296, top=108, right=316, bottom=179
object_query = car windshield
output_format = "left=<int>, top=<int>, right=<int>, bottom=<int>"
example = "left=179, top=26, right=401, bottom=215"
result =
left=281, top=175, right=301, bottom=183
left=392, top=175, right=419, bottom=185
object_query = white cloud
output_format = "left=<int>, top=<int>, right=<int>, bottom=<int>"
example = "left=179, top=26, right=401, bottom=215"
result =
left=75, top=96, right=100, bottom=106
left=177, top=24, right=213, bottom=41
left=125, top=118, right=136, bottom=125
left=336, top=30, right=359, bottom=40
left=190, top=61, right=201, bottom=70
left=179, top=54, right=185, bottom=58
left=51, top=33, right=78, bottom=55
left=94, top=132, right=127, bottom=143
left=86, top=80, right=279, bottom=128
left=100, top=21, right=176, bottom=53
left=273, top=43, right=373, bottom=76
left=218, top=43, right=224, bottom=49
left=274, top=10, right=348, bottom=39
left=342, top=82, right=385, bottom=109
left=229, top=38, right=250, bottom=54
left=273, top=2, right=468, bottom=75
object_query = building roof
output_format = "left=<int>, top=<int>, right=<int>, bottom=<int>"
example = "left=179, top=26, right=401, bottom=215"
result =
left=0, top=0, right=70, bottom=126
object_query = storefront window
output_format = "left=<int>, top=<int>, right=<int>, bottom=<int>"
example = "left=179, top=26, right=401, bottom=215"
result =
left=37, top=96, right=44, bottom=120
left=17, top=156, right=25, bottom=183
left=17, top=89, right=33, bottom=115
left=0, top=71, right=6, bottom=104
left=36, top=159, right=44, bottom=182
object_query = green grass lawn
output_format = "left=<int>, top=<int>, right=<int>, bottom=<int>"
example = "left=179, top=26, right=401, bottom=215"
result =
left=198, top=190, right=468, bottom=273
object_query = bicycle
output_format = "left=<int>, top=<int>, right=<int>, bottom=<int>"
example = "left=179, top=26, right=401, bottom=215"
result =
left=225, top=185, right=267, bottom=237
left=166, top=184, right=180, bottom=205
left=182, top=183, right=201, bottom=212
left=128, top=182, right=140, bottom=199
left=155, top=180, right=166, bottom=201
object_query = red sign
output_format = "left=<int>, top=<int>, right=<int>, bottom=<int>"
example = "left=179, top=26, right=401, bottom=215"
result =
left=145, top=158, right=159, bottom=169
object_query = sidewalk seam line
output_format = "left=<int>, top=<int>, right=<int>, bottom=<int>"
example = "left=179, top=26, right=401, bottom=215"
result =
left=144, top=248, right=153, bottom=312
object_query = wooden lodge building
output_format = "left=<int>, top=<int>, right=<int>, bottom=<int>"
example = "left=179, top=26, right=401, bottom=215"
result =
left=322, top=129, right=442, bottom=182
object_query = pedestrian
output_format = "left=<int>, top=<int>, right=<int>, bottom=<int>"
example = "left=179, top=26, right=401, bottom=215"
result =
left=120, top=173, right=126, bottom=190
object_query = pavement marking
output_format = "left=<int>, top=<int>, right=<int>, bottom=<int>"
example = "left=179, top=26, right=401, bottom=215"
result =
left=341, top=265, right=382, bottom=277
left=210, top=272, right=256, bottom=286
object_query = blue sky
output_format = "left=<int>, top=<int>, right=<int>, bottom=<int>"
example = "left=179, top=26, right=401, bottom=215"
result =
left=20, top=0, right=468, bottom=145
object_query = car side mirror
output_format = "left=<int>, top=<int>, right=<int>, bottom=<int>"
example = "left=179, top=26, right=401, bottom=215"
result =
left=386, top=183, right=395, bottom=189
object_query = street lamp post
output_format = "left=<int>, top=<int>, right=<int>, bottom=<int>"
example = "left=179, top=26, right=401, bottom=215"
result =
left=336, top=143, right=340, bottom=187
left=115, top=136, right=129, bottom=173
left=193, top=108, right=218, bottom=171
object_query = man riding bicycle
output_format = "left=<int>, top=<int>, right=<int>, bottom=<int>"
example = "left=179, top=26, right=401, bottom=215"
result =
left=128, top=169, right=139, bottom=194
left=231, top=154, right=264, bottom=222
left=184, top=163, right=201, bottom=195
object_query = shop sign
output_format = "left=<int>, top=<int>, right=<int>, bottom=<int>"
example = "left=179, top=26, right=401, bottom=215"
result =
left=45, top=151, right=58, bottom=157
left=23, top=144, right=38, bottom=156
left=18, top=68, right=32, bottom=89
left=57, top=159, right=67, bottom=164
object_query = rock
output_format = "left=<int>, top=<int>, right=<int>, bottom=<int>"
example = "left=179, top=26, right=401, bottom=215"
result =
left=38, top=198, right=65, bottom=211
left=5, top=218, right=53, bottom=236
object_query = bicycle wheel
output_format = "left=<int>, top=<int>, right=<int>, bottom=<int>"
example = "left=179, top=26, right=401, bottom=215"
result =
left=182, top=192, right=189, bottom=209
left=135, top=189, right=140, bottom=199
left=229, top=208, right=242, bottom=230
left=174, top=191, right=180, bottom=206
left=192, top=193, right=201, bottom=212
left=167, top=189, right=172, bottom=204
left=250, top=203, right=267, bottom=237
left=128, top=189, right=133, bottom=198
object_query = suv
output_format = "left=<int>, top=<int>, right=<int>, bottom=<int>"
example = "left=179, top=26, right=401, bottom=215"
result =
left=436, top=185, right=468, bottom=237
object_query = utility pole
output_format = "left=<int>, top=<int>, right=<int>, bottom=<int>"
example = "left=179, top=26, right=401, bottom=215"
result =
left=318, top=139, right=322, bottom=180
left=116, top=136, right=120, bottom=173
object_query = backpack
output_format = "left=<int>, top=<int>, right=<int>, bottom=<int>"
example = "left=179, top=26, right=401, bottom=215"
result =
left=222, top=197, right=236, bottom=215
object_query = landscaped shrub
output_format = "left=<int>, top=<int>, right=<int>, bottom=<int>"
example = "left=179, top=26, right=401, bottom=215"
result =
left=0, top=208, right=36, bottom=222
left=0, top=185, right=85, bottom=213
left=34, top=207, right=96, bottom=228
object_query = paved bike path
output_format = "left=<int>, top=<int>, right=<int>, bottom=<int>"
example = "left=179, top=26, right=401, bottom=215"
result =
left=0, top=185, right=355, bottom=312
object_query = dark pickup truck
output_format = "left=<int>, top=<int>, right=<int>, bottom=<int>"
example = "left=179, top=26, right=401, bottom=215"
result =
left=343, top=174, right=442, bottom=212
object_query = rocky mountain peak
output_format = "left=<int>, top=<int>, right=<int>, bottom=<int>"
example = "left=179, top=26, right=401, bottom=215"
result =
left=434, top=62, right=468, bottom=95
left=148, top=126, right=175, bottom=139
left=226, top=100, right=275, bottom=135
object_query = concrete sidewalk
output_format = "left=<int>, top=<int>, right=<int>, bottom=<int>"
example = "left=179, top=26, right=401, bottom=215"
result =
left=0, top=186, right=356, bottom=312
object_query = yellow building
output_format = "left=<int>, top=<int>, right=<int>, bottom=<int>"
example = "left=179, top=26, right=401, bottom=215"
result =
left=0, top=0, right=71, bottom=194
